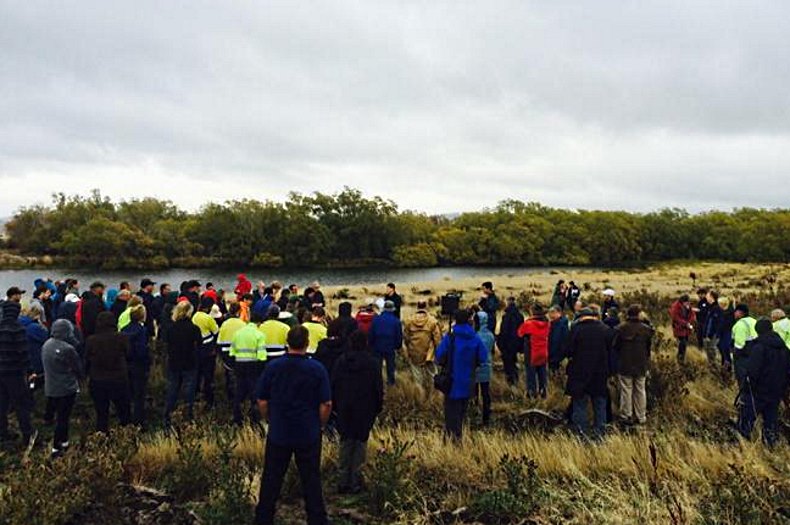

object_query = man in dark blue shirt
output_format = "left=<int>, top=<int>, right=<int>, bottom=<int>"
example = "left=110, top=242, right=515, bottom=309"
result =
left=255, top=325, right=332, bottom=525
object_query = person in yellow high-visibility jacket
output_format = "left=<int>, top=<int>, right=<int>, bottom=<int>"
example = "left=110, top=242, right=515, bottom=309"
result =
left=258, top=305, right=290, bottom=361
left=230, top=313, right=267, bottom=425
left=217, top=302, right=247, bottom=403
left=732, top=304, right=757, bottom=384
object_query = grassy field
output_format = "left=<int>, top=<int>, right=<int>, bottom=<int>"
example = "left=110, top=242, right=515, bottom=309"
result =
left=2, top=261, right=790, bottom=524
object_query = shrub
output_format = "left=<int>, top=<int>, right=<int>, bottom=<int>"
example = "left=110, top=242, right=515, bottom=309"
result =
left=468, top=454, right=546, bottom=524
left=156, top=424, right=214, bottom=502
left=699, top=463, right=790, bottom=524
left=367, top=436, right=418, bottom=518
left=198, top=431, right=254, bottom=525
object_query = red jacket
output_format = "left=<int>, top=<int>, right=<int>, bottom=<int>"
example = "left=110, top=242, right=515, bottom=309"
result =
left=669, top=300, right=696, bottom=338
left=234, top=275, right=252, bottom=300
left=517, top=317, right=550, bottom=366
left=355, top=311, right=376, bottom=334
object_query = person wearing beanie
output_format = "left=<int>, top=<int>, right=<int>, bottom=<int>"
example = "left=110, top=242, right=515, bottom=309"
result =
left=732, top=304, right=758, bottom=383
left=368, top=300, right=403, bottom=386
left=737, top=318, right=790, bottom=446
left=613, top=305, right=654, bottom=425
left=669, top=294, right=696, bottom=363
left=771, top=309, right=790, bottom=349
left=517, top=304, right=551, bottom=399
left=192, top=296, right=220, bottom=409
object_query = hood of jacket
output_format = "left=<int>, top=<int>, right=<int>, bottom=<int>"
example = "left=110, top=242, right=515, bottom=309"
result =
left=409, top=310, right=432, bottom=328
left=338, top=302, right=353, bottom=317
left=95, top=311, right=118, bottom=334
left=758, top=331, right=786, bottom=351
left=452, top=323, right=478, bottom=340
left=51, top=319, right=74, bottom=341
left=1, top=300, right=21, bottom=323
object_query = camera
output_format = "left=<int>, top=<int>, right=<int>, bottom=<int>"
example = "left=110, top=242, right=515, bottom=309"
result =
left=440, top=292, right=463, bottom=316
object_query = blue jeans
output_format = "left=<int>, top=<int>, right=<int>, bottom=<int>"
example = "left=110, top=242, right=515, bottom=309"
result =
left=738, top=394, right=780, bottom=446
left=164, top=368, right=198, bottom=426
left=527, top=365, right=547, bottom=397
left=377, top=352, right=396, bottom=386
left=571, top=395, right=607, bottom=439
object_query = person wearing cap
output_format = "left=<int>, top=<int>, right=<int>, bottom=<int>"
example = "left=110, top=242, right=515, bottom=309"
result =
left=192, top=297, right=220, bottom=409
left=517, top=304, right=551, bottom=399
left=164, top=301, right=203, bottom=427
left=737, top=318, right=790, bottom=446
left=771, top=309, right=790, bottom=349
left=403, top=300, right=442, bottom=369
left=6, top=286, right=25, bottom=304
left=136, top=278, right=158, bottom=338
left=385, top=283, right=402, bottom=319
left=230, top=312, right=267, bottom=426
left=478, top=282, right=499, bottom=332
left=0, top=298, right=35, bottom=445
left=565, top=307, right=613, bottom=439
left=497, top=297, right=524, bottom=385
left=669, top=294, right=696, bottom=363
left=612, top=305, right=654, bottom=425
left=121, top=305, right=150, bottom=427
left=732, top=304, right=758, bottom=384
left=368, top=300, right=403, bottom=386
left=303, top=307, right=328, bottom=354
left=79, top=282, right=107, bottom=338
left=259, top=305, right=290, bottom=361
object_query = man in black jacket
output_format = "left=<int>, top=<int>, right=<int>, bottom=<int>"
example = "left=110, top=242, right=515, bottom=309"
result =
left=565, top=308, right=613, bottom=439
left=136, top=278, right=158, bottom=338
left=497, top=297, right=523, bottom=385
left=0, top=299, right=34, bottom=444
left=81, top=281, right=107, bottom=338
left=613, top=305, right=654, bottom=425
left=738, top=318, right=790, bottom=446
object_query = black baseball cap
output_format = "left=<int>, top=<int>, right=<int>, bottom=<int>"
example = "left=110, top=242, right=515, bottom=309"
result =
left=6, top=286, right=25, bottom=298
left=141, top=278, right=156, bottom=288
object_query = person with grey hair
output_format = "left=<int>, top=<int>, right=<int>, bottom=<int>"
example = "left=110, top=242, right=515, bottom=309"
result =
left=771, top=309, right=790, bottom=349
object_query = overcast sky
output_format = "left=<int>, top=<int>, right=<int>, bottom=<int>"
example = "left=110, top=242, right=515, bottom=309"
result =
left=2, top=1, right=790, bottom=217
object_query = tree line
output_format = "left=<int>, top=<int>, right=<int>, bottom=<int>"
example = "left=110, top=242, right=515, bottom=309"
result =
left=3, top=189, right=790, bottom=269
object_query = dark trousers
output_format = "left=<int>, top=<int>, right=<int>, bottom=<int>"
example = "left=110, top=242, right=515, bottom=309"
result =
left=338, top=437, right=367, bottom=491
left=501, top=348, right=519, bottom=385
left=0, top=374, right=33, bottom=439
left=738, top=394, right=780, bottom=446
left=527, top=365, right=548, bottom=398
left=197, top=354, right=216, bottom=408
left=233, top=362, right=263, bottom=425
left=475, top=382, right=491, bottom=425
left=377, top=352, right=396, bottom=386
left=444, top=397, right=469, bottom=441
left=571, top=395, right=606, bottom=439
left=255, top=439, right=328, bottom=525
left=164, top=368, right=198, bottom=426
left=51, top=394, right=76, bottom=450
left=90, top=379, right=131, bottom=433
left=677, top=336, right=688, bottom=362
left=128, top=363, right=149, bottom=426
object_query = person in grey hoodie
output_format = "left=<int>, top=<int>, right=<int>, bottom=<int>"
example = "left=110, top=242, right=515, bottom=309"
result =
left=42, top=319, right=83, bottom=455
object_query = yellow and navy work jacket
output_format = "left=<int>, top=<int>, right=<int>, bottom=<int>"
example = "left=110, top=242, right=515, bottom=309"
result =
left=192, top=311, right=219, bottom=357
left=230, top=323, right=267, bottom=363
left=303, top=321, right=328, bottom=354
left=217, top=317, right=246, bottom=367
left=258, top=320, right=290, bottom=361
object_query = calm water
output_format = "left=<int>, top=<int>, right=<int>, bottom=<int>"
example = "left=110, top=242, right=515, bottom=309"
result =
left=0, top=266, right=564, bottom=296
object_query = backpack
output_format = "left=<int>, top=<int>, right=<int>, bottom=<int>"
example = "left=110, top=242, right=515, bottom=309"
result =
left=433, top=334, right=455, bottom=395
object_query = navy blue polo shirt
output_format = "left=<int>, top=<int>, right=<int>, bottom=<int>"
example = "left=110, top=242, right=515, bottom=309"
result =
left=255, top=353, right=331, bottom=447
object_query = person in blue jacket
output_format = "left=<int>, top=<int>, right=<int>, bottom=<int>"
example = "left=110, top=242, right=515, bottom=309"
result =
left=368, top=300, right=403, bottom=386
left=121, top=305, right=150, bottom=428
left=435, top=308, right=489, bottom=441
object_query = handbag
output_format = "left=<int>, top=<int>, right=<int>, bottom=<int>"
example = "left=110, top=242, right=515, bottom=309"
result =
left=433, top=333, right=455, bottom=395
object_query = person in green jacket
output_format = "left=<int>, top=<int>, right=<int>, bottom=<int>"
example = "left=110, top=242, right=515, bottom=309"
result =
left=732, top=304, right=757, bottom=384
left=230, top=312, right=267, bottom=426
left=771, top=309, right=790, bottom=350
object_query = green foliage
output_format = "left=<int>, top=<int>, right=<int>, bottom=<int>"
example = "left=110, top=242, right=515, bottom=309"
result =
left=367, top=436, right=417, bottom=518
left=468, top=454, right=546, bottom=524
left=699, top=463, right=790, bottom=524
left=157, top=424, right=214, bottom=501
left=198, top=431, right=254, bottom=525
left=5, top=189, right=790, bottom=269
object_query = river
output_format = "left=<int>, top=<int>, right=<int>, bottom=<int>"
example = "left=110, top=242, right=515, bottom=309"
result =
left=0, top=266, right=566, bottom=295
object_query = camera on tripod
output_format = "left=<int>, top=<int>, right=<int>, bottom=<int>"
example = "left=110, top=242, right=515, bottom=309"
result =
left=440, top=292, right=463, bottom=316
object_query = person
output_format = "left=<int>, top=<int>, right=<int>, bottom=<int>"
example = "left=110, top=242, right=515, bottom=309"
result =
left=368, top=300, right=403, bottom=386
left=259, top=305, right=290, bottom=362
left=475, top=311, right=495, bottom=425
left=80, top=282, right=107, bottom=338
left=230, top=313, right=268, bottom=425
left=276, top=288, right=291, bottom=311
left=335, top=302, right=359, bottom=339
left=217, top=302, right=246, bottom=403
left=5, top=286, right=25, bottom=304
left=163, top=301, right=202, bottom=427
left=354, top=303, right=376, bottom=334
left=136, top=278, right=158, bottom=338
left=566, top=282, right=581, bottom=310
left=301, top=287, right=317, bottom=311
left=314, top=320, right=348, bottom=378
left=385, top=283, right=403, bottom=319
left=603, top=307, right=620, bottom=329
left=122, top=305, right=150, bottom=427
left=192, top=297, right=219, bottom=408
left=551, top=280, right=567, bottom=310
left=517, top=304, right=551, bottom=398
left=310, top=281, right=325, bottom=308
left=42, top=319, right=83, bottom=455
left=737, top=319, right=790, bottom=446
left=303, top=306, right=329, bottom=353
left=21, top=308, right=48, bottom=394
left=478, top=282, right=499, bottom=333
left=30, top=287, right=52, bottom=327
left=255, top=325, right=332, bottom=525
left=602, top=289, right=619, bottom=315
left=694, top=288, right=709, bottom=348
left=613, top=305, right=654, bottom=425
left=565, top=308, right=612, bottom=439
left=151, top=283, right=172, bottom=331
left=435, top=308, right=489, bottom=441
left=253, top=287, right=275, bottom=319
left=157, top=291, right=178, bottom=347
left=110, top=289, right=131, bottom=321
left=332, top=330, right=383, bottom=494
left=717, top=296, right=736, bottom=371
left=85, top=311, right=131, bottom=432
left=732, top=304, right=758, bottom=385
left=117, top=295, right=143, bottom=331
left=669, top=294, right=696, bottom=363
left=235, top=274, right=253, bottom=301
left=0, top=299, right=34, bottom=445
left=771, top=309, right=790, bottom=349
left=240, top=293, right=254, bottom=323
left=702, top=290, right=723, bottom=366
left=403, top=301, right=442, bottom=369
left=497, top=297, right=524, bottom=385
left=548, top=305, right=570, bottom=373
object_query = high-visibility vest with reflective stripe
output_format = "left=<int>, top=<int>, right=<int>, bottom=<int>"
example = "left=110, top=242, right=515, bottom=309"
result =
left=774, top=318, right=790, bottom=350
left=192, top=311, right=219, bottom=350
left=733, top=317, right=757, bottom=350
left=218, top=317, right=246, bottom=354
left=303, top=321, right=327, bottom=354
left=230, top=323, right=267, bottom=362
left=259, top=320, right=289, bottom=359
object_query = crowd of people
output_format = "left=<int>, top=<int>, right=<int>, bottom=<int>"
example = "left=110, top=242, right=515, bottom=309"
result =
left=1, top=274, right=789, bottom=524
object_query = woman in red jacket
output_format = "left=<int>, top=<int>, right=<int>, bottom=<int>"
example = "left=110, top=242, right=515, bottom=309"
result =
left=517, top=304, right=551, bottom=398
left=669, top=294, right=696, bottom=363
